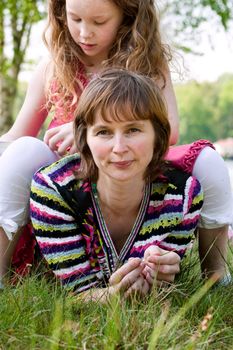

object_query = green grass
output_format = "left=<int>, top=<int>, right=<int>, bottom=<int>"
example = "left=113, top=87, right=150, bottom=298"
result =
left=1, top=243, right=233, bottom=350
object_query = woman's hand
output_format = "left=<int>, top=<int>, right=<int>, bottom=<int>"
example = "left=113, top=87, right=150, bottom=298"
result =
left=43, top=122, right=77, bottom=156
left=77, top=250, right=180, bottom=303
left=143, top=246, right=181, bottom=286
left=77, top=259, right=150, bottom=302
left=109, top=258, right=150, bottom=298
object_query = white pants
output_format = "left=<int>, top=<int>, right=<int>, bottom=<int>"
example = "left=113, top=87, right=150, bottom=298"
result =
left=0, top=137, right=58, bottom=239
left=0, top=137, right=232, bottom=239
left=193, top=147, right=233, bottom=228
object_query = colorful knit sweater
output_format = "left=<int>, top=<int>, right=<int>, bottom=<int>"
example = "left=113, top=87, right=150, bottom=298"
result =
left=30, top=154, right=203, bottom=293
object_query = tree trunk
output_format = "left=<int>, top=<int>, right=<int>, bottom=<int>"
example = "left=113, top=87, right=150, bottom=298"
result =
left=0, top=74, right=15, bottom=133
left=0, top=0, right=45, bottom=135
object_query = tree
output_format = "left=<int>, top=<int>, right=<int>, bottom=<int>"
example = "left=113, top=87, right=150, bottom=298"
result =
left=0, top=0, right=45, bottom=133
left=175, top=74, right=233, bottom=144
left=175, top=81, right=217, bottom=143
left=214, top=75, right=233, bottom=139
left=160, top=0, right=233, bottom=53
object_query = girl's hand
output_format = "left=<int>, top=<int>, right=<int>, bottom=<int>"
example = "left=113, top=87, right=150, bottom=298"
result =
left=43, top=122, right=77, bottom=156
left=143, top=246, right=181, bottom=285
left=109, top=258, right=150, bottom=298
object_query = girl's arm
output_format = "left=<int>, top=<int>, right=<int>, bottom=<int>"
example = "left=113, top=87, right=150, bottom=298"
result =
left=43, top=122, right=77, bottom=156
left=0, top=57, right=51, bottom=142
left=157, top=68, right=179, bottom=146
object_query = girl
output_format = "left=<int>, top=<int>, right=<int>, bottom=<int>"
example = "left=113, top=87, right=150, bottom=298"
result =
left=0, top=0, right=232, bottom=287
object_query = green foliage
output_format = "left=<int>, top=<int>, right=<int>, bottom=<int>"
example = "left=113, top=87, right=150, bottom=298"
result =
left=175, top=74, right=233, bottom=144
left=0, top=0, right=45, bottom=132
left=161, top=0, right=233, bottom=54
left=12, top=81, right=27, bottom=120
left=203, top=0, right=233, bottom=28
left=1, top=244, right=233, bottom=349
left=1, top=0, right=45, bottom=74
left=215, top=76, right=233, bottom=139
left=166, top=0, right=232, bottom=30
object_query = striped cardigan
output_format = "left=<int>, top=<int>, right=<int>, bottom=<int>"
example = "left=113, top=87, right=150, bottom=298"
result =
left=30, top=154, right=203, bottom=293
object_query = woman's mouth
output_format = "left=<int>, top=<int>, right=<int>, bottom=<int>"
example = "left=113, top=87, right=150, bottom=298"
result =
left=112, top=161, right=133, bottom=168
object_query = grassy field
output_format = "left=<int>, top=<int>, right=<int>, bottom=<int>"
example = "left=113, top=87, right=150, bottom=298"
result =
left=1, top=241, right=233, bottom=350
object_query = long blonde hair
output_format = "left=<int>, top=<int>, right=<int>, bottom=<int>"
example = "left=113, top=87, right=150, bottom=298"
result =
left=43, top=0, right=172, bottom=118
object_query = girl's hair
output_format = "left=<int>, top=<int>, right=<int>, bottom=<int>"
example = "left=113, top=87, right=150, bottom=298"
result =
left=74, top=68, right=171, bottom=182
left=44, top=0, right=172, bottom=118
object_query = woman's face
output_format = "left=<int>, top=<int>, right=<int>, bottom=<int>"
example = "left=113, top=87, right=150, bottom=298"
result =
left=86, top=110, right=155, bottom=183
left=66, top=0, right=123, bottom=65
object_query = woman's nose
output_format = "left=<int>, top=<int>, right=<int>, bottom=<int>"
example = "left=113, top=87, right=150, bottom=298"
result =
left=112, top=135, right=128, bottom=153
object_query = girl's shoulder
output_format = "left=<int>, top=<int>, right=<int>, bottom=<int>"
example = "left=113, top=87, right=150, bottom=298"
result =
left=28, top=56, right=54, bottom=93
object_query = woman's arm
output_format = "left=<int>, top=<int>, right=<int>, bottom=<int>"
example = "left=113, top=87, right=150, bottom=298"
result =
left=30, top=162, right=95, bottom=292
left=0, top=57, right=51, bottom=142
left=149, top=175, right=203, bottom=282
left=198, top=226, right=228, bottom=280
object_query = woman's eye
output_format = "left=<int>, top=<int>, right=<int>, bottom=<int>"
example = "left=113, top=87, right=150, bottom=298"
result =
left=128, top=128, right=141, bottom=133
left=96, top=130, right=110, bottom=136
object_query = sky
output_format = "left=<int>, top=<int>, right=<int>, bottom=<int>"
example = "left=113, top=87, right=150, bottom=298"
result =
left=180, top=25, right=233, bottom=83
left=20, top=19, right=233, bottom=84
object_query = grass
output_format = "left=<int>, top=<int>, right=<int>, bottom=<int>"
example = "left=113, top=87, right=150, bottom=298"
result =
left=1, top=242, right=233, bottom=350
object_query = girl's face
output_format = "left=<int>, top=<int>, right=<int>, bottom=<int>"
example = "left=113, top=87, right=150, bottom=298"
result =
left=86, top=110, right=156, bottom=183
left=66, top=0, right=123, bottom=66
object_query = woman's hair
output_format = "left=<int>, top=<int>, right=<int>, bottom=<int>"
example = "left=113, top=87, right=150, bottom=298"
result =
left=44, top=0, right=172, bottom=117
left=74, top=68, right=171, bottom=182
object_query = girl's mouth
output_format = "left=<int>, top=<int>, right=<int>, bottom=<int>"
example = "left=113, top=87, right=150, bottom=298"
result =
left=79, top=43, right=96, bottom=51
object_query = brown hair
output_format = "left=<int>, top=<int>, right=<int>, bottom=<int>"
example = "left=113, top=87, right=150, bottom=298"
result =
left=43, top=0, right=172, bottom=118
left=74, top=69, right=171, bottom=182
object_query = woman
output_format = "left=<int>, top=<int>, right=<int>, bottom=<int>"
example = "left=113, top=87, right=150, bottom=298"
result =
left=30, top=69, right=206, bottom=300
left=1, top=0, right=231, bottom=290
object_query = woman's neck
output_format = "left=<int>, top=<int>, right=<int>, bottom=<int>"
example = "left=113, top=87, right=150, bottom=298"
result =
left=96, top=177, right=145, bottom=215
